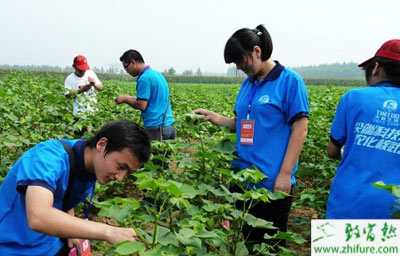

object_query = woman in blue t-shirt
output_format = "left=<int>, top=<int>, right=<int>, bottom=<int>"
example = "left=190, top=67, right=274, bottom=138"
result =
left=195, top=24, right=309, bottom=245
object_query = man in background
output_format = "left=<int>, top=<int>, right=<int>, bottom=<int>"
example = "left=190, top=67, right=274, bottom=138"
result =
left=115, top=49, right=176, bottom=140
left=65, top=55, right=103, bottom=118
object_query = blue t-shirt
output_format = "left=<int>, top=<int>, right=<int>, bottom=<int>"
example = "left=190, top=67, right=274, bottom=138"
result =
left=136, top=67, right=175, bottom=128
left=232, top=62, right=309, bottom=190
left=327, top=82, right=400, bottom=219
left=0, top=139, right=96, bottom=256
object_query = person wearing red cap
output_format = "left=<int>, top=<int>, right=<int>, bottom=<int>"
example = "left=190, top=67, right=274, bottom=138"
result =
left=327, top=39, right=400, bottom=218
left=64, top=55, right=103, bottom=117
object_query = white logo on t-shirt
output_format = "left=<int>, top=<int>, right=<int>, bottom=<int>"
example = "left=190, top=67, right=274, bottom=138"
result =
left=258, top=95, right=270, bottom=104
left=383, top=100, right=398, bottom=112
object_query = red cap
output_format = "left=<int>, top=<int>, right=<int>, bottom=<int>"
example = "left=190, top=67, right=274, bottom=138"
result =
left=359, top=39, right=400, bottom=67
left=73, top=55, right=90, bottom=71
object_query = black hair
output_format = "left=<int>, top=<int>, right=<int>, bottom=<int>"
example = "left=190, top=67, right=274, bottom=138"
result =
left=224, top=24, right=273, bottom=64
left=86, top=120, right=151, bottom=164
left=361, top=57, right=400, bottom=85
left=120, top=49, right=145, bottom=64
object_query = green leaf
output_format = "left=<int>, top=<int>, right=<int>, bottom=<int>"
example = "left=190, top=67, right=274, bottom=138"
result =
left=235, top=241, right=249, bottom=256
left=114, top=241, right=145, bottom=255
left=373, top=181, right=400, bottom=198
left=244, top=214, right=276, bottom=229
left=158, top=231, right=180, bottom=247
left=95, top=197, right=140, bottom=223
left=234, top=168, right=266, bottom=184
left=170, top=197, right=190, bottom=209
left=270, top=231, right=306, bottom=244
left=196, top=229, right=220, bottom=239
left=213, top=136, right=235, bottom=153
left=176, top=228, right=202, bottom=248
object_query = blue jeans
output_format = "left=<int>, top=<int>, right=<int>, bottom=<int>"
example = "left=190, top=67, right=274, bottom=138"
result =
left=145, top=126, right=176, bottom=141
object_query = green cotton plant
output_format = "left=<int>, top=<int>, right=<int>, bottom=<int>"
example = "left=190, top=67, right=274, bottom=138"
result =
left=93, top=197, right=141, bottom=224
left=2, top=71, right=328, bottom=255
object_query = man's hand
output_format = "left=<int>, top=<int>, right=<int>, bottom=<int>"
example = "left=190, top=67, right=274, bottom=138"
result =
left=115, top=95, right=126, bottom=104
left=115, top=95, right=136, bottom=105
left=105, top=226, right=137, bottom=244
left=78, top=83, right=92, bottom=93
left=65, top=89, right=78, bottom=98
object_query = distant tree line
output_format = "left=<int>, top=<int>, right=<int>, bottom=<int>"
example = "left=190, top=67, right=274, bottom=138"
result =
left=293, top=62, right=364, bottom=80
left=0, top=62, right=365, bottom=86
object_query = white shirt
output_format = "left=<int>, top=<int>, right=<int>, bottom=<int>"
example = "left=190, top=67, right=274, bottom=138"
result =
left=64, top=70, right=102, bottom=117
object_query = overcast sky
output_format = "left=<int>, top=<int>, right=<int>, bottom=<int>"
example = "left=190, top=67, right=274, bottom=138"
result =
left=0, top=0, right=398, bottom=73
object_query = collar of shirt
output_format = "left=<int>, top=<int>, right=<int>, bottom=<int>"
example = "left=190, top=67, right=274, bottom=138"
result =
left=371, top=80, right=400, bottom=88
left=72, top=140, right=95, bottom=181
left=249, top=61, right=284, bottom=85
left=137, top=65, right=150, bottom=80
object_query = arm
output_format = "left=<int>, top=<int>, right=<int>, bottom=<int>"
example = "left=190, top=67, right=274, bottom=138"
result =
left=91, top=81, right=103, bottom=91
left=115, top=95, right=148, bottom=111
left=88, top=75, right=103, bottom=91
left=193, top=108, right=236, bottom=130
left=65, top=85, right=93, bottom=98
left=327, top=94, right=347, bottom=161
left=274, top=117, right=308, bottom=193
left=327, top=141, right=342, bottom=160
left=25, top=186, right=136, bottom=244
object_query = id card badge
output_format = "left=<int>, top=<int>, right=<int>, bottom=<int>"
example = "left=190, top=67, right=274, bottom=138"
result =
left=69, top=240, right=92, bottom=256
left=240, top=119, right=255, bottom=145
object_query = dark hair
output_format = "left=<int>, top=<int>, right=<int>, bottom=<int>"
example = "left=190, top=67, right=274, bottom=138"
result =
left=224, top=24, right=273, bottom=64
left=86, top=120, right=151, bottom=164
left=120, top=49, right=145, bottom=63
left=361, top=57, right=400, bottom=85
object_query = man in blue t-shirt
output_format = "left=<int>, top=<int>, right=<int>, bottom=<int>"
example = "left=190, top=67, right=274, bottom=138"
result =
left=115, top=49, right=176, bottom=141
left=327, top=39, right=400, bottom=219
left=0, top=120, right=151, bottom=255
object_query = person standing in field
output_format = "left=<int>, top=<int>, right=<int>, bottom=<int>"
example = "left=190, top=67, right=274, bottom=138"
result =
left=327, top=39, right=400, bottom=219
left=194, top=25, right=309, bottom=244
left=115, top=50, right=176, bottom=141
left=0, top=120, right=151, bottom=256
left=64, top=55, right=103, bottom=118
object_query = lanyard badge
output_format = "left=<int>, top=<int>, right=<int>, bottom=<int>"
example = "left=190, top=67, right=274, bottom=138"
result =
left=68, top=239, right=92, bottom=256
left=240, top=85, right=257, bottom=145
left=240, top=119, right=255, bottom=145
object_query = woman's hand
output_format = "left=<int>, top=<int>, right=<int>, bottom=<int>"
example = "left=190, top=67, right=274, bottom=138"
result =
left=193, top=108, right=222, bottom=125
left=273, top=172, right=291, bottom=194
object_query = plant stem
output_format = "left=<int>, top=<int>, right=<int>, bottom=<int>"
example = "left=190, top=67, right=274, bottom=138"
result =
left=152, top=198, right=167, bottom=247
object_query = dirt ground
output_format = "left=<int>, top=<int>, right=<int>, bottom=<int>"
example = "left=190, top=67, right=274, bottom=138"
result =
left=287, top=206, right=319, bottom=255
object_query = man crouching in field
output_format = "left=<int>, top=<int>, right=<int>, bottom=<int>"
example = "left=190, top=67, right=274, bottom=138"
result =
left=0, top=120, right=150, bottom=255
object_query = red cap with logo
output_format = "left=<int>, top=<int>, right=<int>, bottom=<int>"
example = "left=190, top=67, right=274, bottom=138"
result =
left=359, top=39, right=400, bottom=67
left=73, top=55, right=90, bottom=71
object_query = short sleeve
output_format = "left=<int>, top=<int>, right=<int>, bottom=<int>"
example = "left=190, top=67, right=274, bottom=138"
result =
left=16, top=142, right=68, bottom=194
left=285, top=75, right=310, bottom=124
left=136, top=77, right=151, bottom=101
left=330, top=94, right=348, bottom=146
left=87, top=70, right=102, bottom=86
left=64, top=75, right=74, bottom=90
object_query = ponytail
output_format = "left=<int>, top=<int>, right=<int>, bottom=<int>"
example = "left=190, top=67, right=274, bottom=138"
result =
left=255, top=25, right=273, bottom=61
left=224, top=25, right=273, bottom=64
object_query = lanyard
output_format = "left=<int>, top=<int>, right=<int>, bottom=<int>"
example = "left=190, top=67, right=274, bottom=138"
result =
left=246, top=85, right=258, bottom=119
left=84, top=183, right=95, bottom=219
